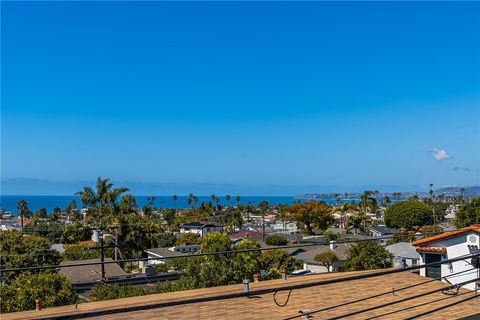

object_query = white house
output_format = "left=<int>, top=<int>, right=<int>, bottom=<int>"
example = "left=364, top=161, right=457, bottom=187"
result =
left=412, top=224, right=480, bottom=290
left=273, top=221, right=298, bottom=234
left=179, top=222, right=223, bottom=236
left=387, top=242, right=420, bottom=268
left=145, top=245, right=201, bottom=265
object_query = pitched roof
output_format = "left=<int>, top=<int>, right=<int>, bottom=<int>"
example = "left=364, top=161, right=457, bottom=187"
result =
left=291, top=243, right=353, bottom=264
left=181, top=221, right=205, bottom=228
left=386, top=242, right=420, bottom=260
left=412, top=225, right=480, bottom=246
left=6, top=270, right=480, bottom=320
left=59, top=258, right=127, bottom=284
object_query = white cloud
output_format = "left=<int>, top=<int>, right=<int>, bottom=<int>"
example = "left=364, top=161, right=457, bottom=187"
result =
left=429, top=147, right=452, bottom=161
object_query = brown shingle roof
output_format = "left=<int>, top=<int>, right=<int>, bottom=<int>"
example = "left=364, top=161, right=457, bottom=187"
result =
left=59, top=258, right=127, bottom=284
left=5, top=270, right=480, bottom=319
left=412, top=224, right=480, bottom=246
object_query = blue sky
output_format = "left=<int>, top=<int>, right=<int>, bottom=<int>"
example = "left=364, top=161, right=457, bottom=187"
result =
left=1, top=1, right=479, bottom=195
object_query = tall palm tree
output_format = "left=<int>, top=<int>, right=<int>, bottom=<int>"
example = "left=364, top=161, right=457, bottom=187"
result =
left=235, top=195, right=241, bottom=206
left=459, top=187, right=465, bottom=202
left=172, top=195, right=178, bottom=208
left=429, top=183, right=434, bottom=199
left=225, top=195, right=231, bottom=207
left=16, top=199, right=30, bottom=234
left=75, top=177, right=129, bottom=226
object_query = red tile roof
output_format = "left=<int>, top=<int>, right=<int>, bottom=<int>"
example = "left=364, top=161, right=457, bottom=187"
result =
left=416, top=247, right=446, bottom=254
left=412, top=225, right=480, bottom=246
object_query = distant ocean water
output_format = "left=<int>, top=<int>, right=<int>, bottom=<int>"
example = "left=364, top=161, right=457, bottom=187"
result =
left=0, top=195, right=352, bottom=214
left=0, top=195, right=349, bottom=214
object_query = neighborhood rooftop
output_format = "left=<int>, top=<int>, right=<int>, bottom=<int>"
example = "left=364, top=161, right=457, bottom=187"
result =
left=4, top=270, right=479, bottom=320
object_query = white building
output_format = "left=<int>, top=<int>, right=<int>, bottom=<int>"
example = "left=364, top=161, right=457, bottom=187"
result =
left=387, top=242, right=420, bottom=268
left=179, top=222, right=223, bottom=236
left=273, top=221, right=298, bottom=234
left=145, top=245, right=201, bottom=265
left=412, top=224, right=480, bottom=290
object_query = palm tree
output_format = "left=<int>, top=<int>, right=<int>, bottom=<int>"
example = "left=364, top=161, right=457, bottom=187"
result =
left=16, top=199, right=30, bottom=234
left=235, top=195, right=241, bottom=206
left=225, top=195, right=231, bottom=207
left=459, top=187, right=465, bottom=202
left=429, top=183, right=434, bottom=199
left=75, top=177, right=129, bottom=226
left=210, top=194, right=216, bottom=205
left=383, top=196, right=391, bottom=207
left=172, top=195, right=178, bottom=208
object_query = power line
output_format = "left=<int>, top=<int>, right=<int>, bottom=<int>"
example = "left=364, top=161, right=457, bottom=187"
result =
left=0, top=232, right=444, bottom=272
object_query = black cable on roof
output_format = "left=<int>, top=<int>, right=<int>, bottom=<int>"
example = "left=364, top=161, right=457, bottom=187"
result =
left=364, top=290, right=476, bottom=320
left=322, top=277, right=480, bottom=320
left=402, top=292, right=480, bottom=320
left=279, top=267, right=476, bottom=314
left=10, top=255, right=479, bottom=320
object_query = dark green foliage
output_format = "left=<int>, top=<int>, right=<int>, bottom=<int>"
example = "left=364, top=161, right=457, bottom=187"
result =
left=176, top=232, right=201, bottom=246
left=61, top=222, right=92, bottom=244
left=455, top=197, right=480, bottom=228
left=0, top=231, right=61, bottom=282
left=265, top=234, right=288, bottom=246
left=420, top=225, right=443, bottom=239
left=384, top=200, right=432, bottom=230
left=344, top=241, right=393, bottom=271
left=62, top=243, right=100, bottom=261
left=0, top=272, right=77, bottom=313
left=90, top=284, right=149, bottom=301
left=324, top=230, right=341, bottom=242
left=314, top=251, right=339, bottom=272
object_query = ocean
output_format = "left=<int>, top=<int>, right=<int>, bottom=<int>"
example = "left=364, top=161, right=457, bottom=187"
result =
left=0, top=195, right=349, bottom=214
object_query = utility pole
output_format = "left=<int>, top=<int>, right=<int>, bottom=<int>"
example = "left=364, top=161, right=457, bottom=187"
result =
left=262, top=213, right=266, bottom=242
left=99, top=230, right=106, bottom=280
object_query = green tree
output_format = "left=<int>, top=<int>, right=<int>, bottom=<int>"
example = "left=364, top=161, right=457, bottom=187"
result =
left=324, top=230, right=341, bottom=242
left=455, top=197, right=480, bottom=228
left=75, top=177, right=129, bottom=227
left=314, top=251, right=339, bottom=272
left=384, top=200, right=432, bottom=230
left=265, top=235, right=288, bottom=246
left=61, top=221, right=92, bottom=244
left=90, top=284, right=148, bottom=302
left=420, top=225, right=443, bottom=239
left=288, top=202, right=335, bottom=235
left=0, top=231, right=61, bottom=282
left=344, top=241, right=393, bottom=271
left=16, top=199, right=32, bottom=233
left=0, top=272, right=77, bottom=313
left=176, top=233, right=201, bottom=246
left=63, top=243, right=101, bottom=261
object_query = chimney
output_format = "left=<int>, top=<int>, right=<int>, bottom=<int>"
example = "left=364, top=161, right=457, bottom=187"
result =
left=329, top=240, right=337, bottom=251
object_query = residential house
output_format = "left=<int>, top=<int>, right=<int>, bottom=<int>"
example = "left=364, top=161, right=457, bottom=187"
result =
left=59, top=258, right=127, bottom=285
left=145, top=245, right=201, bottom=265
left=179, top=222, right=223, bottom=236
left=369, top=225, right=397, bottom=245
left=412, top=224, right=480, bottom=290
left=386, top=242, right=420, bottom=268
left=291, top=241, right=353, bottom=273
left=273, top=220, right=298, bottom=234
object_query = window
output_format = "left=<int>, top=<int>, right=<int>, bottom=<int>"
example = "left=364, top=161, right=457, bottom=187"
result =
left=425, top=254, right=442, bottom=279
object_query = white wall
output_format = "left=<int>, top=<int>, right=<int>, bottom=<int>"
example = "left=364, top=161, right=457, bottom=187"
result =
left=418, top=231, right=480, bottom=290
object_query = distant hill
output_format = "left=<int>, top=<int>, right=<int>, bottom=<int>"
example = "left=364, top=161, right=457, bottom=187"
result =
left=435, top=186, right=480, bottom=196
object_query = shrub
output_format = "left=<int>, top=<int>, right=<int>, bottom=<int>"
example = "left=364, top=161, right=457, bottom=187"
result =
left=265, top=235, right=288, bottom=246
